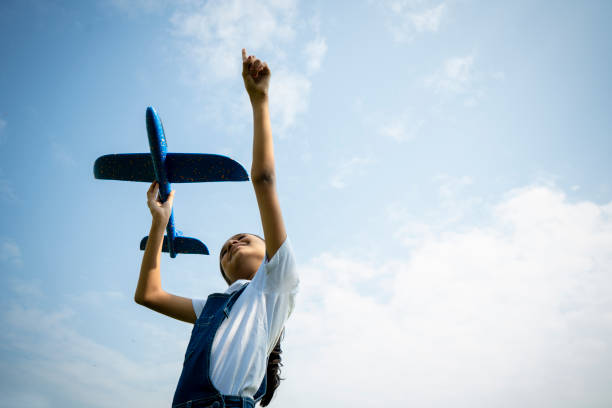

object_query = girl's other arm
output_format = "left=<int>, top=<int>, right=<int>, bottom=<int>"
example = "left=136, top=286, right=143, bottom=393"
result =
left=242, top=48, right=287, bottom=260
left=134, top=181, right=197, bottom=324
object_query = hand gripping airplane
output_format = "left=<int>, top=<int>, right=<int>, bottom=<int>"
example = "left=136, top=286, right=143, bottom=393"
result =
left=93, top=106, right=249, bottom=258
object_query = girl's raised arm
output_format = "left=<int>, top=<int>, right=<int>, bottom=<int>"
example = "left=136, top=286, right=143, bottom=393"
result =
left=134, top=181, right=197, bottom=323
left=241, top=48, right=287, bottom=260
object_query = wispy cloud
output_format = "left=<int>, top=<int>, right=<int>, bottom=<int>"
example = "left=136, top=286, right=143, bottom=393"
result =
left=169, top=0, right=326, bottom=134
left=1, top=237, right=23, bottom=267
left=0, top=117, right=6, bottom=145
left=109, top=0, right=169, bottom=15
left=376, top=0, right=447, bottom=42
left=435, top=173, right=473, bottom=199
left=424, top=54, right=491, bottom=106
left=377, top=110, right=425, bottom=142
left=386, top=174, right=483, bottom=247
left=0, top=178, right=18, bottom=201
left=276, top=183, right=612, bottom=407
left=9, top=278, right=43, bottom=297
left=329, top=156, right=372, bottom=189
left=303, top=37, right=327, bottom=75
left=425, top=54, right=475, bottom=93
left=51, top=142, right=77, bottom=168
left=410, top=2, right=446, bottom=32
left=69, top=290, right=127, bottom=308
left=1, top=303, right=182, bottom=407
left=170, top=0, right=298, bottom=81
left=356, top=101, right=428, bottom=144
left=272, top=70, right=312, bottom=135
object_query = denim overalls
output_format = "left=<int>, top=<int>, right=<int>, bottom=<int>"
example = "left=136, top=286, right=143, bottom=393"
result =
left=172, top=284, right=267, bottom=408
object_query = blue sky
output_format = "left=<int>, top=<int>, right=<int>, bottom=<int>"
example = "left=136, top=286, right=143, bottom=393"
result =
left=1, top=0, right=612, bottom=407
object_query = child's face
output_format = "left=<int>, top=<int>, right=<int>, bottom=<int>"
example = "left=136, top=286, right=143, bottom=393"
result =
left=220, top=233, right=265, bottom=283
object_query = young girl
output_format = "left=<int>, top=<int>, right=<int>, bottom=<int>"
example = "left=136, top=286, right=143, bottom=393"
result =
left=134, top=49, right=298, bottom=408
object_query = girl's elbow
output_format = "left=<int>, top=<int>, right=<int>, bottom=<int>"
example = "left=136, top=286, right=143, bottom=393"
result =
left=134, top=290, right=154, bottom=306
left=134, top=292, right=146, bottom=305
left=251, top=170, right=276, bottom=186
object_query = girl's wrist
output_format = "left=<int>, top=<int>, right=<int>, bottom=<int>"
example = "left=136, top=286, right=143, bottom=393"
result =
left=250, top=93, right=269, bottom=107
left=151, top=218, right=167, bottom=231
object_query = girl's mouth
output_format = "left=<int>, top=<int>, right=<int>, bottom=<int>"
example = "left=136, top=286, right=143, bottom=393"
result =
left=229, top=243, right=244, bottom=260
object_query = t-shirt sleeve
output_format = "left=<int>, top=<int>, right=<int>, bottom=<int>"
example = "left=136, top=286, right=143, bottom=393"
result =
left=251, top=237, right=299, bottom=355
left=259, top=236, right=299, bottom=294
left=192, top=298, right=206, bottom=319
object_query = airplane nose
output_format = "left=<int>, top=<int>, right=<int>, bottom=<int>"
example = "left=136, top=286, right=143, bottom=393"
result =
left=146, top=106, right=159, bottom=131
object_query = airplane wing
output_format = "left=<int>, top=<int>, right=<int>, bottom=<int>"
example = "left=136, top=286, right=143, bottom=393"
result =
left=166, top=153, right=249, bottom=183
left=94, top=154, right=155, bottom=182
left=140, top=236, right=209, bottom=255
left=93, top=153, right=249, bottom=183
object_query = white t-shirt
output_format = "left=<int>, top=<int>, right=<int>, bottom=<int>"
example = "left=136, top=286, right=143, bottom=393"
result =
left=192, top=237, right=298, bottom=397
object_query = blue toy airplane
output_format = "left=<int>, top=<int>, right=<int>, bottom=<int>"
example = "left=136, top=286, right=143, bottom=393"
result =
left=94, top=107, right=249, bottom=258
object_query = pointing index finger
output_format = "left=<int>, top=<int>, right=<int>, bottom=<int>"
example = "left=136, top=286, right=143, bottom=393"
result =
left=242, top=48, right=247, bottom=62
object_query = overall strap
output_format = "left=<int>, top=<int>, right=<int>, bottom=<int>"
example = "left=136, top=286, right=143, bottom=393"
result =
left=172, top=284, right=248, bottom=406
left=222, top=284, right=247, bottom=320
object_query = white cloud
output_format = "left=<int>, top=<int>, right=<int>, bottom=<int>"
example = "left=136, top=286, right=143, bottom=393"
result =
left=329, top=157, right=372, bottom=189
left=424, top=54, right=490, bottom=106
left=3, top=184, right=611, bottom=406
left=491, top=70, right=506, bottom=80
left=386, top=174, right=483, bottom=247
left=170, top=0, right=298, bottom=82
left=274, top=183, right=612, bottom=407
left=358, top=102, right=427, bottom=144
left=426, top=54, right=475, bottom=93
left=411, top=2, right=446, bottom=32
left=378, top=0, right=447, bottom=42
left=303, top=37, right=327, bottom=74
left=435, top=173, right=473, bottom=199
left=168, top=0, right=326, bottom=134
left=377, top=110, right=425, bottom=142
left=1, top=238, right=22, bottom=267
left=271, top=70, right=312, bottom=135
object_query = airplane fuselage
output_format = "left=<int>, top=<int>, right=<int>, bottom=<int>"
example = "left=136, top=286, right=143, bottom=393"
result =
left=146, top=106, right=178, bottom=257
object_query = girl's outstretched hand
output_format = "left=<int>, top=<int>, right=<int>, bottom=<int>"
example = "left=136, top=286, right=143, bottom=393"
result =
left=147, top=181, right=174, bottom=225
left=242, top=48, right=270, bottom=103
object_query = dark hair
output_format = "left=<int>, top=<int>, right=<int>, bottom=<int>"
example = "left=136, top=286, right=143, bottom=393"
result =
left=219, top=233, right=284, bottom=406
left=260, top=333, right=283, bottom=407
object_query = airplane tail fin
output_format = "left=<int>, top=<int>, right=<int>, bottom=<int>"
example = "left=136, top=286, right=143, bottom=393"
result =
left=140, top=236, right=209, bottom=256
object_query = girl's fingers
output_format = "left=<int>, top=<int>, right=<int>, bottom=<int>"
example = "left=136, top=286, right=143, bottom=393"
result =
left=242, top=49, right=263, bottom=76
left=164, top=190, right=175, bottom=208
left=261, top=63, right=270, bottom=76
left=251, top=59, right=263, bottom=71
left=242, top=51, right=256, bottom=68
left=147, top=181, right=158, bottom=199
left=242, top=49, right=251, bottom=75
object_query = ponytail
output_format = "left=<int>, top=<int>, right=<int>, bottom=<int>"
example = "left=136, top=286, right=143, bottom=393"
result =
left=260, top=333, right=283, bottom=406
